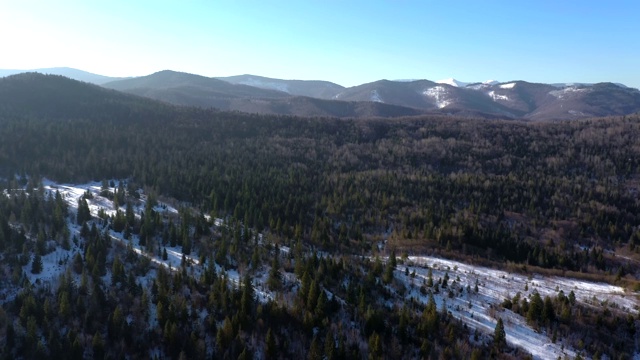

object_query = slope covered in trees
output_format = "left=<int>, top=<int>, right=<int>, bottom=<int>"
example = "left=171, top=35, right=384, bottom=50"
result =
left=0, top=73, right=639, bottom=358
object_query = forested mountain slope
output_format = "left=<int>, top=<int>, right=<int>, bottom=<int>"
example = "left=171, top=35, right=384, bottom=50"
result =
left=1, top=73, right=640, bottom=358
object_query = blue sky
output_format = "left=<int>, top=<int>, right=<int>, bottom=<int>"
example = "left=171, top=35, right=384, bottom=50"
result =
left=1, top=0, right=638, bottom=88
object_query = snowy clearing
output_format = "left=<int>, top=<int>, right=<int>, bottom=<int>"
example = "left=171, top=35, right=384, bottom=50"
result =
left=392, top=255, right=639, bottom=359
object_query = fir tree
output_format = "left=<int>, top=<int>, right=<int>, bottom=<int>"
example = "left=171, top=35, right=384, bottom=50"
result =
left=265, top=328, right=277, bottom=360
left=31, top=253, right=43, bottom=274
left=493, top=318, right=506, bottom=351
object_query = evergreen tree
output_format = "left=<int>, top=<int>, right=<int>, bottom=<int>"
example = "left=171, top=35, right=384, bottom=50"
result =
left=265, top=328, right=277, bottom=360
left=92, top=331, right=105, bottom=360
left=308, top=335, right=322, bottom=360
left=493, top=318, right=506, bottom=351
left=241, top=274, right=254, bottom=320
left=31, top=253, right=43, bottom=274
left=267, top=246, right=281, bottom=290
left=368, top=332, right=383, bottom=360
left=77, top=198, right=91, bottom=225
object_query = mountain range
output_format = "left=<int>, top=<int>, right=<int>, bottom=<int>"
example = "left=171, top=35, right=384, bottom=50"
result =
left=2, top=67, right=640, bottom=120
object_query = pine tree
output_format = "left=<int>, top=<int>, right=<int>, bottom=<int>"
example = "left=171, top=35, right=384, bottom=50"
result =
left=543, top=295, right=555, bottom=323
left=71, top=335, right=83, bottom=360
left=268, top=247, right=281, bottom=290
left=265, top=328, right=277, bottom=360
left=307, top=280, right=319, bottom=310
left=241, top=274, right=254, bottom=319
left=527, top=292, right=543, bottom=325
left=92, top=331, right=105, bottom=360
left=77, top=198, right=91, bottom=225
left=181, top=232, right=191, bottom=255
left=389, top=249, right=397, bottom=268
left=324, top=329, right=336, bottom=360
left=493, top=318, right=506, bottom=351
left=382, top=258, right=394, bottom=284
left=31, top=253, right=43, bottom=274
left=308, top=335, right=322, bottom=360
left=368, top=332, right=383, bottom=360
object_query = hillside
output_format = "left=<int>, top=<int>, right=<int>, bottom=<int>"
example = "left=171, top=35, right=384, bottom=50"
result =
left=0, top=74, right=639, bottom=359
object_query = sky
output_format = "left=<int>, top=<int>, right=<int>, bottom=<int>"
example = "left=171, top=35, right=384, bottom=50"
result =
left=1, top=0, right=639, bottom=88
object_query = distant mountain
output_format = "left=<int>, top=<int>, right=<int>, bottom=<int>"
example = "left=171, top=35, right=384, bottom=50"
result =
left=102, top=71, right=423, bottom=118
left=216, top=74, right=345, bottom=99
left=330, top=79, right=640, bottom=120
left=102, top=70, right=291, bottom=108
left=0, top=67, right=127, bottom=85
left=332, top=79, right=520, bottom=117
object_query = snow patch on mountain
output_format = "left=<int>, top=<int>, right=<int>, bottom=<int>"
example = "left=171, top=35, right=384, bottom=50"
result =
left=393, top=79, right=420, bottom=82
left=568, top=110, right=586, bottom=116
left=236, top=77, right=290, bottom=93
left=423, top=86, right=451, bottom=108
left=483, top=80, right=500, bottom=85
left=488, top=91, right=509, bottom=101
left=436, top=78, right=469, bottom=88
left=499, top=83, right=517, bottom=89
left=370, top=90, right=383, bottom=103
left=549, top=87, right=589, bottom=99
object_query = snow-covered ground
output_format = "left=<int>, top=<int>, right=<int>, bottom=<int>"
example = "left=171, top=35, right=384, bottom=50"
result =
left=393, top=256, right=639, bottom=359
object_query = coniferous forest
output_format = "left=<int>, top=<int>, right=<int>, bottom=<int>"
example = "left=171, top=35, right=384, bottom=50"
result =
left=0, top=73, right=639, bottom=359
